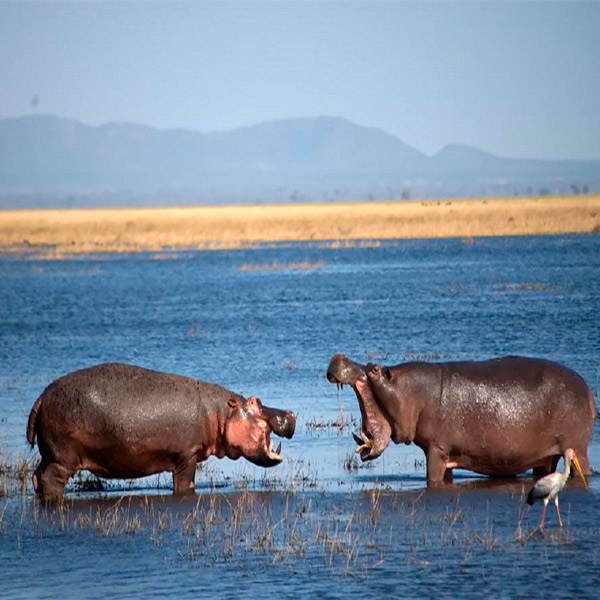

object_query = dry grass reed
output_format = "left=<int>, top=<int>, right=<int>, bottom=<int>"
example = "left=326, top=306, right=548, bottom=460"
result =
left=1, top=195, right=598, bottom=257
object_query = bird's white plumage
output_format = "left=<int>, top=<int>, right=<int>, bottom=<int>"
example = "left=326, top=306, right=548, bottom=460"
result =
left=528, top=471, right=566, bottom=503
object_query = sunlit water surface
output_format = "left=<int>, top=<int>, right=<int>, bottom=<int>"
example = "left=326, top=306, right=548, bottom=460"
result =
left=1, top=234, right=599, bottom=598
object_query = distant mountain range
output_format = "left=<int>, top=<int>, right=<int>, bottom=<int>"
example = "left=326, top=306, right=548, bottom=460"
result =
left=1, top=115, right=598, bottom=207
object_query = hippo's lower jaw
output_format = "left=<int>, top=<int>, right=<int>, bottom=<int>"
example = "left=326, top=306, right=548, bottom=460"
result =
left=352, top=428, right=388, bottom=461
left=353, top=430, right=376, bottom=461
left=246, top=438, right=283, bottom=468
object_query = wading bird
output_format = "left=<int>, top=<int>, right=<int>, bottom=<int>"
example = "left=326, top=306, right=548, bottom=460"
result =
left=526, top=448, right=588, bottom=529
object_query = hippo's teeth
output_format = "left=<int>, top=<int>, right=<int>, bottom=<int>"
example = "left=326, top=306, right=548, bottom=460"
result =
left=353, top=431, right=373, bottom=447
left=353, top=430, right=373, bottom=454
left=268, top=439, right=282, bottom=460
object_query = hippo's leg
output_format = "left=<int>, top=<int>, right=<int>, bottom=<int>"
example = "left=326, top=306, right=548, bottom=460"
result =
left=443, top=468, right=453, bottom=483
left=32, top=459, right=47, bottom=494
left=426, top=448, right=449, bottom=485
left=172, top=456, right=197, bottom=495
left=38, top=462, right=73, bottom=502
left=533, top=458, right=553, bottom=477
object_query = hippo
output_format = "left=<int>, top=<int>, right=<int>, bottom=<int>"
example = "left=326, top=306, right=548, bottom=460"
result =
left=327, top=354, right=595, bottom=485
left=27, top=363, right=296, bottom=501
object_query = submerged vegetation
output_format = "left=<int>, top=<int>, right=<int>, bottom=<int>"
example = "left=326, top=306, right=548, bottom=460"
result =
left=305, top=408, right=359, bottom=433
left=238, top=260, right=325, bottom=272
left=0, top=452, right=35, bottom=498
left=1, top=477, right=593, bottom=585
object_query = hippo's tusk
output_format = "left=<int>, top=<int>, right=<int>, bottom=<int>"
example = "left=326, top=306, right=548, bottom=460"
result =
left=353, top=430, right=373, bottom=453
left=268, top=439, right=282, bottom=460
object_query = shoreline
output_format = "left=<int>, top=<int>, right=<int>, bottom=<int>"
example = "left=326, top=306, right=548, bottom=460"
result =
left=1, top=195, right=599, bottom=256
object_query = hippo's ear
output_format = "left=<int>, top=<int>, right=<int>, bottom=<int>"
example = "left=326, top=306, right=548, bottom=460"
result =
left=227, top=397, right=242, bottom=409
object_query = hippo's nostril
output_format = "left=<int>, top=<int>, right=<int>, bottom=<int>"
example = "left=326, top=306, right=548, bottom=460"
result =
left=327, top=371, right=342, bottom=384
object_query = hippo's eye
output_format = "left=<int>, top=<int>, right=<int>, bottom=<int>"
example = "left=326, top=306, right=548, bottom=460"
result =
left=384, top=368, right=391, bottom=380
left=244, top=396, right=264, bottom=415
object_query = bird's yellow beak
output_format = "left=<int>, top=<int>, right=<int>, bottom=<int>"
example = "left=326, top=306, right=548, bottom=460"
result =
left=572, top=453, right=588, bottom=489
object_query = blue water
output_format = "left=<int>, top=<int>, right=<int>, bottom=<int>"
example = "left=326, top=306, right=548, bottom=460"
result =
left=1, top=234, right=599, bottom=598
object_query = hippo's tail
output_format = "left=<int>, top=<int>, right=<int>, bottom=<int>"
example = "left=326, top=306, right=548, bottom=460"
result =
left=26, top=395, right=43, bottom=448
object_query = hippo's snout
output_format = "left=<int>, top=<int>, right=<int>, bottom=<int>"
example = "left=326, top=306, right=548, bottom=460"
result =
left=268, top=410, right=296, bottom=439
left=260, top=402, right=295, bottom=439
left=327, top=353, right=367, bottom=386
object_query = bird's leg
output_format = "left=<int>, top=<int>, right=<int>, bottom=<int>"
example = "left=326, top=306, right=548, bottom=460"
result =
left=540, top=500, right=548, bottom=529
left=554, top=497, right=563, bottom=528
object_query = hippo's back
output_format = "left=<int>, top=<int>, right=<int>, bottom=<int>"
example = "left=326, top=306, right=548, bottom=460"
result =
left=31, top=363, right=233, bottom=448
left=436, top=356, right=596, bottom=457
left=441, top=356, right=595, bottom=418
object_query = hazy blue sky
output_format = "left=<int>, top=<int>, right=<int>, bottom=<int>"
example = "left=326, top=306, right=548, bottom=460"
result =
left=1, top=1, right=599, bottom=159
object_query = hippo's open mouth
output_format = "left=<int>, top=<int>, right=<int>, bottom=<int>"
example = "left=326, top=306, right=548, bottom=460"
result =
left=255, top=422, right=292, bottom=468
left=328, top=369, right=391, bottom=461
left=266, top=433, right=282, bottom=464
left=329, top=377, right=373, bottom=458
left=350, top=379, right=391, bottom=461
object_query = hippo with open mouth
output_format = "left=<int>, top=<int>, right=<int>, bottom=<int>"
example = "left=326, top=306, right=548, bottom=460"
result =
left=327, top=353, right=595, bottom=485
left=27, top=363, right=295, bottom=501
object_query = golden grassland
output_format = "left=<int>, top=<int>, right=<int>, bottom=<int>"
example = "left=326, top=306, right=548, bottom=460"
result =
left=0, top=195, right=599, bottom=256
